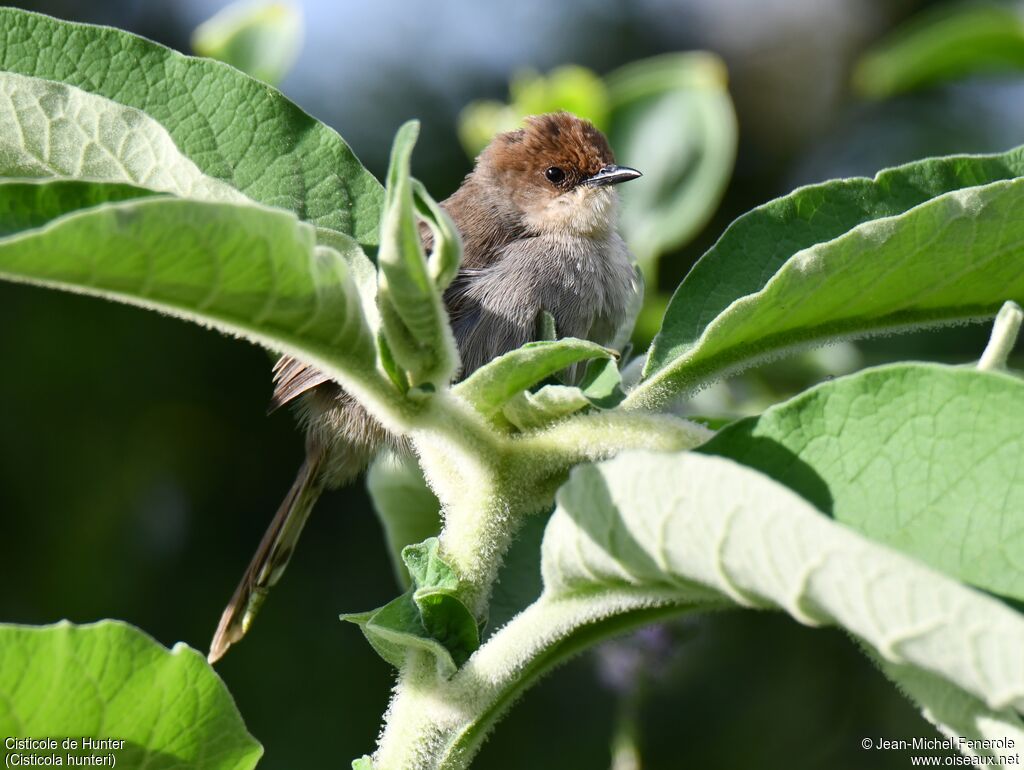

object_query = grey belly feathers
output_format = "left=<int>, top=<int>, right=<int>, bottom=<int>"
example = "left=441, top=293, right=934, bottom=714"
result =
left=446, top=231, right=637, bottom=376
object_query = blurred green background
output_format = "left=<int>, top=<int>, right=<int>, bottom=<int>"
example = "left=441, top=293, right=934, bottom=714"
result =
left=1, top=0, right=1020, bottom=767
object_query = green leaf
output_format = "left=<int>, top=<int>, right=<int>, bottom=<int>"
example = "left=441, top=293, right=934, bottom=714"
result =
left=701, top=363, right=1024, bottom=602
left=606, top=52, right=737, bottom=272
left=0, top=196, right=389, bottom=406
left=192, top=1, right=302, bottom=86
left=0, top=179, right=157, bottom=236
left=403, top=540, right=479, bottom=667
left=0, top=7, right=383, bottom=244
left=502, top=385, right=592, bottom=431
left=414, top=590, right=480, bottom=668
left=342, top=538, right=479, bottom=676
left=412, top=178, right=461, bottom=292
left=510, top=66, right=610, bottom=131
left=453, top=338, right=613, bottom=419
left=403, top=538, right=459, bottom=592
left=0, top=72, right=246, bottom=203
left=366, top=451, right=442, bottom=588
left=437, top=451, right=1024, bottom=765
left=853, top=2, right=1024, bottom=99
left=579, top=356, right=625, bottom=408
left=342, top=593, right=462, bottom=677
left=0, top=620, right=261, bottom=769
left=631, top=147, right=1024, bottom=410
left=540, top=451, right=1024, bottom=712
left=376, top=121, right=459, bottom=390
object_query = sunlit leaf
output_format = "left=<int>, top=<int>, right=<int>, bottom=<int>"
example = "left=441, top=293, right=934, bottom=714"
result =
left=631, top=148, right=1024, bottom=410
left=453, top=338, right=613, bottom=420
left=702, top=363, right=1024, bottom=601
left=0, top=621, right=261, bottom=769
left=0, top=7, right=382, bottom=244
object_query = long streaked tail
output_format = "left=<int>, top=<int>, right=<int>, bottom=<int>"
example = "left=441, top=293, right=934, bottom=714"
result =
left=208, top=452, right=324, bottom=663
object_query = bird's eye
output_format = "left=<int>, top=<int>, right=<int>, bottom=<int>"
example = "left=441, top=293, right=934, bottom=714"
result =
left=544, top=166, right=566, bottom=184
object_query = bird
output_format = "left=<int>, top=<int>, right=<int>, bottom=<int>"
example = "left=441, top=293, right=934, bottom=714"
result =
left=208, top=111, right=642, bottom=663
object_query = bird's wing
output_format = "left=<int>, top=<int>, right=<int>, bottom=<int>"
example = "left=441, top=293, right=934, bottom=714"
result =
left=267, top=222, right=438, bottom=411
left=268, top=356, right=331, bottom=413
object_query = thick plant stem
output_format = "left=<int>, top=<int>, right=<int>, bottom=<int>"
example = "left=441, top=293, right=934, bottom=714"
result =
left=409, top=395, right=512, bottom=614
left=369, top=594, right=716, bottom=770
left=371, top=409, right=715, bottom=770
left=371, top=653, right=463, bottom=770
left=414, top=405, right=712, bottom=615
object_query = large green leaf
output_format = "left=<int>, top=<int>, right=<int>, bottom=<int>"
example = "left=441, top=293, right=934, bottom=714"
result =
left=701, top=363, right=1024, bottom=602
left=854, top=2, right=1024, bottom=99
left=192, top=0, right=302, bottom=86
left=631, top=148, right=1024, bottom=409
left=422, top=451, right=1024, bottom=768
left=607, top=52, right=737, bottom=273
left=0, top=7, right=382, bottom=244
left=0, top=71, right=246, bottom=202
left=0, top=621, right=261, bottom=770
left=541, top=452, right=1024, bottom=714
left=0, top=195, right=388, bottom=404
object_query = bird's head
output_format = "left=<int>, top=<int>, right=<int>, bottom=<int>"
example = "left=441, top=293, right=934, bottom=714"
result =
left=477, top=112, right=641, bottom=237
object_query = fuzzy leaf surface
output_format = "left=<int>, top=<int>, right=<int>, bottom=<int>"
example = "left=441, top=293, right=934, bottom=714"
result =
left=0, top=7, right=383, bottom=244
left=442, top=451, right=1024, bottom=766
left=0, top=71, right=245, bottom=202
left=376, top=121, right=459, bottom=390
left=453, top=338, right=612, bottom=419
left=538, top=452, right=1024, bottom=713
left=633, top=149, right=1024, bottom=409
left=0, top=196, right=383, bottom=401
left=701, top=363, right=1024, bottom=602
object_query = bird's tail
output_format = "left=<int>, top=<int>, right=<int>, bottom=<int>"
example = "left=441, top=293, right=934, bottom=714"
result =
left=208, top=452, right=324, bottom=663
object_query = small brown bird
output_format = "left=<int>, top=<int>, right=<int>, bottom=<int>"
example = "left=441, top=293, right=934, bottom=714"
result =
left=208, top=112, right=642, bottom=662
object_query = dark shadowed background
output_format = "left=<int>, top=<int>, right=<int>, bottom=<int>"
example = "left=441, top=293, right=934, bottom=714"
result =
left=0, top=0, right=1017, bottom=767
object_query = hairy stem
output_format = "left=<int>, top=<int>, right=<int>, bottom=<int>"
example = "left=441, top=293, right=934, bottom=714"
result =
left=370, top=591, right=720, bottom=770
left=372, top=405, right=714, bottom=769
left=413, top=405, right=712, bottom=614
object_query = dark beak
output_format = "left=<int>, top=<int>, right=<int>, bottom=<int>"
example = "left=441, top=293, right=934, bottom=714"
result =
left=584, top=164, right=643, bottom=187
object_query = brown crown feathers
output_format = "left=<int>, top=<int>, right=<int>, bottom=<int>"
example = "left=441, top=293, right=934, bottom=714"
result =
left=484, top=112, right=616, bottom=190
